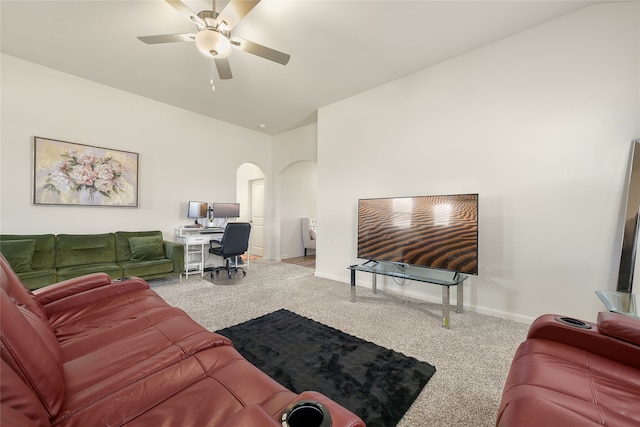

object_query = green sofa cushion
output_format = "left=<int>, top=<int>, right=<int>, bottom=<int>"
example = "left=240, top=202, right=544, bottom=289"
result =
left=56, top=263, right=122, bottom=282
left=115, top=231, right=165, bottom=262
left=0, top=239, right=36, bottom=273
left=56, top=234, right=116, bottom=267
left=119, top=259, right=174, bottom=278
left=128, top=236, right=165, bottom=261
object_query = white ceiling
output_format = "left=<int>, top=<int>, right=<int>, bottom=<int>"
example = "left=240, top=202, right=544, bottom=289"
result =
left=1, top=0, right=606, bottom=135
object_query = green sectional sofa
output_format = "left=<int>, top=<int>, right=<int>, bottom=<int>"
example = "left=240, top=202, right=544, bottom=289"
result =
left=0, top=231, right=184, bottom=289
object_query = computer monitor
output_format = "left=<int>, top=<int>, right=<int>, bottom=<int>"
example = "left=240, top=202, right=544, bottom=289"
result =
left=187, top=201, right=208, bottom=225
left=212, top=203, right=240, bottom=218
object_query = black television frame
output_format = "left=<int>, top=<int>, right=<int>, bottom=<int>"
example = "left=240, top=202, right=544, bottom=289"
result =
left=357, top=193, right=479, bottom=275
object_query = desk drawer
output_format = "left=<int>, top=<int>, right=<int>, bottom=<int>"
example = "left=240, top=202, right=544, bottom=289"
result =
left=179, top=236, right=209, bottom=244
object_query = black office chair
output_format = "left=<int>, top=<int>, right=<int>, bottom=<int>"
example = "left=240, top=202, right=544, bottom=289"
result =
left=209, top=222, right=251, bottom=279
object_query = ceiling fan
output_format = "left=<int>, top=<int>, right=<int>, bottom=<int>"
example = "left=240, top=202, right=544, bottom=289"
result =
left=138, top=0, right=290, bottom=81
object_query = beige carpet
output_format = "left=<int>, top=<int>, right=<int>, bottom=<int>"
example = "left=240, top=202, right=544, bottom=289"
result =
left=150, top=259, right=529, bottom=427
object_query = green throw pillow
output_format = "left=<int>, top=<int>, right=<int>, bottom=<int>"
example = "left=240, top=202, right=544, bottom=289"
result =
left=0, top=239, right=36, bottom=273
left=128, top=236, right=165, bottom=261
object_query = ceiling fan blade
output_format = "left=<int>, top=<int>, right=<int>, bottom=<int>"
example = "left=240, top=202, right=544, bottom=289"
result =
left=231, top=37, right=290, bottom=65
left=137, top=33, right=195, bottom=44
left=215, top=58, right=233, bottom=79
left=215, top=0, right=260, bottom=31
left=165, top=0, right=205, bottom=29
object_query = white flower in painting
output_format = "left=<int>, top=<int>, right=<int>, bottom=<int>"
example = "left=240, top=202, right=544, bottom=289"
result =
left=94, top=179, right=113, bottom=193
left=54, top=159, right=69, bottom=171
left=107, top=159, right=124, bottom=175
left=47, top=170, right=72, bottom=192
left=44, top=148, right=128, bottom=200
left=95, top=163, right=115, bottom=181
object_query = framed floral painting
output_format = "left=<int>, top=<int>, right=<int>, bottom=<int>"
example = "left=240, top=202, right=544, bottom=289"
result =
left=33, top=137, right=139, bottom=207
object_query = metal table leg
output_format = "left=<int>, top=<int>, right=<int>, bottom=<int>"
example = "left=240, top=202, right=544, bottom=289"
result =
left=442, top=286, right=451, bottom=329
left=350, top=268, right=356, bottom=302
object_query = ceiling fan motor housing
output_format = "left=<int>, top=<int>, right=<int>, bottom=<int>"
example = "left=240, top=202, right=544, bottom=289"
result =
left=195, top=28, right=231, bottom=57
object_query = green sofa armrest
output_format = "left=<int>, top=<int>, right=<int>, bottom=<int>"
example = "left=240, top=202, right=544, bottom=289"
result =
left=163, top=241, right=184, bottom=274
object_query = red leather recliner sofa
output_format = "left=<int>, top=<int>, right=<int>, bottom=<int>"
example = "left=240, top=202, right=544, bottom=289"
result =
left=497, top=311, right=640, bottom=426
left=0, top=254, right=365, bottom=427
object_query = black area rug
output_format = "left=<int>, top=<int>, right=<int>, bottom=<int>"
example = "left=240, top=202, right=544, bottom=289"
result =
left=216, top=309, right=436, bottom=427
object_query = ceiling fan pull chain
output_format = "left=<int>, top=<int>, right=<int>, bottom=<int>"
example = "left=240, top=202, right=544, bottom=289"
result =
left=210, top=57, right=216, bottom=91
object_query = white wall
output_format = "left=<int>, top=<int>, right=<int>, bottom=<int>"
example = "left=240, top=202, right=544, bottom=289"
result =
left=1, top=54, right=272, bottom=241
left=316, top=3, right=640, bottom=323
left=272, top=123, right=318, bottom=259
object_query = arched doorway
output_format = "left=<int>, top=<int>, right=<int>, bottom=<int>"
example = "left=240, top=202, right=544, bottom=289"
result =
left=279, top=161, right=317, bottom=259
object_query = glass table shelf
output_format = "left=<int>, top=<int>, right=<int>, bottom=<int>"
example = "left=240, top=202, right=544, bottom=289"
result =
left=595, top=291, right=638, bottom=318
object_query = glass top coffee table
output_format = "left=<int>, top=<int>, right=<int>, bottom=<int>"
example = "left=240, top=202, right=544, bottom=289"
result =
left=348, top=261, right=468, bottom=328
left=595, top=291, right=638, bottom=318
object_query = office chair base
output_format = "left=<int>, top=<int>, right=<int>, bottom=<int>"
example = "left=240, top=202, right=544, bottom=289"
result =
left=211, top=256, right=247, bottom=279
left=211, top=268, right=247, bottom=279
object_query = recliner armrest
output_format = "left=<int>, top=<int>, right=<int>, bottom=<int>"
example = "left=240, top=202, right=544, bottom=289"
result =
left=218, top=404, right=281, bottom=427
left=294, top=392, right=366, bottom=427
left=598, top=311, right=640, bottom=346
left=34, top=274, right=150, bottom=315
left=34, top=273, right=113, bottom=304
left=527, top=313, right=640, bottom=369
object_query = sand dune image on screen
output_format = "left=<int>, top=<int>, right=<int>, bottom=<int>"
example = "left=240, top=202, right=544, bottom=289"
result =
left=358, top=194, right=478, bottom=274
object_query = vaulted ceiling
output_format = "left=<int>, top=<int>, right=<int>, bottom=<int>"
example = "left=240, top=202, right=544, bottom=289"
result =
left=1, top=0, right=605, bottom=135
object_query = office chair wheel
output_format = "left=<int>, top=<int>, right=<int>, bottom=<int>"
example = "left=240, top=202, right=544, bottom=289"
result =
left=242, top=271, right=247, bottom=276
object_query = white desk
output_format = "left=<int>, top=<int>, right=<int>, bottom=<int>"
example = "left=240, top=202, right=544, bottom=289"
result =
left=176, top=228, right=225, bottom=278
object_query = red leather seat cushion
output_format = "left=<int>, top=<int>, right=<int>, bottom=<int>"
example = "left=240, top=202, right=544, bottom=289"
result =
left=498, top=338, right=640, bottom=426
left=52, top=346, right=296, bottom=426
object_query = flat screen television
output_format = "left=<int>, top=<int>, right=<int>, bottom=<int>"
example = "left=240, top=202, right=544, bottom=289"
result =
left=212, top=202, right=240, bottom=218
left=187, top=201, right=208, bottom=220
left=357, top=193, right=478, bottom=275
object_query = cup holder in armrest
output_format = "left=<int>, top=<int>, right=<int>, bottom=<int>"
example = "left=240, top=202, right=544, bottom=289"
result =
left=281, top=400, right=332, bottom=427
left=555, top=316, right=592, bottom=329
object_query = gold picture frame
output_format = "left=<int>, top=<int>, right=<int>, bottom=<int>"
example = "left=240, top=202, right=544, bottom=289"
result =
left=33, top=136, right=139, bottom=207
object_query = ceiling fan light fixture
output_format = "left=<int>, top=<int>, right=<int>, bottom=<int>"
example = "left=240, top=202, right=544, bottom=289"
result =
left=195, top=29, right=231, bottom=58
